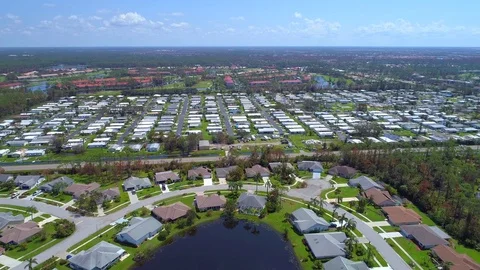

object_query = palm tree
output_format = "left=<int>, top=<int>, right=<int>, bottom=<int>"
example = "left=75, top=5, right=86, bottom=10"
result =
left=310, top=197, right=319, bottom=208
left=331, top=208, right=338, bottom=222
left=265, top=179, right=272, bottom=196
left=254, top=173, right=261, bottom=194
left=25, top=257, right=38, bottom=270
left=346, top=218, right=357, bottom=231
left=339, top=213, right=348, bottom=229
left=345, top=236, right=358, bottom=254
left=26, top=206, right=36, bottom=220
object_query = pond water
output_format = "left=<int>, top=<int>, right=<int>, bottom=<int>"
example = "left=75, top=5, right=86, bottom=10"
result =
left=134, top=220, right=300, bottom=270
left=27, top=81, right=49, bottom=92
left=315, top=76, right=332, bottom=88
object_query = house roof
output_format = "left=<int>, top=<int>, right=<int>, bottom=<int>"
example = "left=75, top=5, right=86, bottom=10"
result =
left=432, top=245, right=480, bottom=270
left=349, top=176, right=383, bottom=191
left=362, top=188, right=395, bottom=206
left=14, top=175, right=42, bottom=187
left=195, top=194, right=226, bottom=209
left=382, top=206, right=421, bottom=225
left=152, top=202, right=191, bottom=221
left=64, top=182, right=100, bottom=198
left=291, top=208, right=329, bottom=231
left=215, top=166, right=238, bottom=179
left=237, top=193, right=266, bottom=209
left=39, top=176, right=74, bottom=191
left=268, top=162, right=294, bottom=171
left=304, top=232, right=347, bottom=259
left=0, top=221, right=41, bottom=244
left=400, top=224, right=449, bottom=247
left=68, top=241, right=125, bottom=270
left=188, top=167, right=211, bottom=179
left=123, top=177, right=151, bottom=190
left=0, top=212, right=24, bottom=230
left=245, top=165, right=270, bottom=178
left=117, top=217, right=162, bottom=242
left=328, top=166, right=357, bottom=177
left=0, top=174, right=13, bottom=183
left=297, top=161, right=323, bottom=171
left=324, top=256, right=369, bottom=270
left=155, top=171, right=180, bottom=182
left=102, top=187, right=120, bottom=200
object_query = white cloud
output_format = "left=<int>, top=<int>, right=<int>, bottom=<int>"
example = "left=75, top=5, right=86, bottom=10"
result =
left=89, top=16, right=103, bottom=21
left=68, top=15, right=78, bottom=20
left=294, top=12, right=302, bottom=19
left=43, top=3, right=56, bottom=7
left=53, top=15, right=62, bottom=20
left=22, top=30, right=32, bottom=35
left=6, top=13, right=22, bottom=24
left=171, top=22, right=189, bottom=28
left=110, top=12, right=146, bottom=26
left=225, top=27, right=235, bottom=33
left=356, top=19, right=464, bottom=35
left=230, top=16, right=245, bottom=21
left=171, top=12, right=184, bottom=16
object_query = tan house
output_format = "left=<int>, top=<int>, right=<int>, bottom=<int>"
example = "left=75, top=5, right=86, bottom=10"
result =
left=0, top=221, right=42, bottom=245
left=64, top=182, right=100, bottom=199
left=195, top=194, right=226, bottom=211
left=382, top=206, right=421, bottom=226
left=152, top=202, right=191, bottom=222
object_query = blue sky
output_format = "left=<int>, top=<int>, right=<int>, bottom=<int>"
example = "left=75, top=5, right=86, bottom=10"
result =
left=0, top=0, right=479, bottom=47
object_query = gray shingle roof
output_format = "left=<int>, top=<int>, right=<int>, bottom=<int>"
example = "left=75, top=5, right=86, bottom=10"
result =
left=291, top=208, right=329, bottom=232
left=304, top=232, right=347, bottom=259
left=0, top=174, right=13, bottom=183
left=324, top=256, right=369, bottom=270
left=14, top=175, right=42, bottom=188
left=68, top=241, right=125, bottom=270
left=117, top=217, right=162, bottom=242
left=349, top=176, right=383, bottom=191
left=155, top=171, right=180, bottom=183
left=39, top=176, right=74, bottom=192
left=297, top=161, right=323, bottom=171
left=215, top=166, right=238, bottom=179
left=123, top=177, right=152, bottom=190
left=0, top=212, right=24, bottom=230
left=237, top=193, right=266, bottom=210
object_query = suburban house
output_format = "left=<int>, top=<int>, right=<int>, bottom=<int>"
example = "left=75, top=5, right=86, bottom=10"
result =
left=268, top=162, right=294, bottom=172
left=237, top=193, right=266, bottom=216
left=297, top=161, right=323, bottom=173
left=361, top=188, right=397, bottom=207
left=0, top=212, right=24, bottom=230
left=122, top=176, right=152, bottom=191
left=99, top=188, right=120, bottom=204
left=0, top=174, right=13, bottom=183
left=39, top=176, right=74, bottom=193
left=400, top=224, right=449, bottom=249
left=215, top=166, right=238, bottom=180
left=68, top=241, right=126, bottom=270
left=195, top=194, right=226, bottom=211
left=245, top=165, right=270, bottom=178
left=152, top=202, right=191, bottom=222
left=328, top=166, right=357, bottom=179
left=14, top=175, right=44, bottom=189
left=382, top=206, right=422, bottom=226
left=64, top=182, right=101, bottom=199
left=304, top=232, right=347, bottom=259
left=431, top=244, right=480, bottom=270
left=155, top=171, right=181, bottom=184
left=290, top=208, right=330, bottom=234
left=349, top=176, right=384, bottom=191
left=198, top=140, right=210, bottom=150
left=187, top=167, right=212, bottom=180
left=0, top=221, right=42, bottom=245
left=324, top=256, right=369, bottom=270
left=116, top=217, right=163, bottom=247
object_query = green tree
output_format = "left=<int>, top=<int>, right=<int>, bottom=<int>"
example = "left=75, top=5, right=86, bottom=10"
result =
left=24, top=257, right=38, bottom=270
left=312, top=260, right=324, bottom=270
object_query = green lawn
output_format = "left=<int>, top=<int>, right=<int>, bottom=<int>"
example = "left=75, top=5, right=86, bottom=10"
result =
left=0, top=76, right=5, bottom=82
left=33, top=216, right=44, bottom=223
left=331, top=176, right=349, bottom=184
left=388, top=237, right=436, bottom=269
left=405, top=203, right=436, bottom=226
left=193, top=80, right=213, bottom=88
left=5, top=223, right=64, bottom=260
left=374, top=226, right=399, bottom=233
left=296, top=170, right=313, bottom=179
left=392, top=129, right=416, bottom=137
left=320, top=188, right=333, bottom=199
left=366, top=243, right=388, bottom=267
left=38, top=192, right=73, bottom=203
left=334, top=187, right=359, bottom=198
left=0, top=204, right=36, bottom=217
left=288, top=134, right=321, bottom=150
left=362, top=205, right=385, bottom=222
left=454, top=240, right=480, bottom=263
left=137, top=185, right=162, bottom=199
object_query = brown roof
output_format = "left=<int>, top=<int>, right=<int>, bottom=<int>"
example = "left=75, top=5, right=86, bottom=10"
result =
left=328, top=166, right=357, bottom=178
left=432, top=245, right=480, bottom=270
left=155, top=171, right=180, bottom=183
left=382, top=206, right=421, bottom=225
left=0, top=221, right=41, bottom=244
left=400, top=224, right=449, bottom=248
left=187, top=167, right=211, bottom=179
left=245, top=165, right=270, bottom=178
left=152, top=202, right=191, bottom=221
left=64, top=182, right=100, bottom=198
left=362, top=188, right=395, bottom=206
left=195, top=194, right=226, bottom=209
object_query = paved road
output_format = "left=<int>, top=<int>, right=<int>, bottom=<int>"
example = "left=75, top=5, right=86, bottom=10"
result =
left=3, top=145, right=480, bottom=172
left=116, top=99, right=153, bottom=145
left=216, top=96, right=234, bottom=136
left=250, top=97, right=285, bottom=135
left=11, top=182, right=410, bottom=270
left=176, top=97, right=189, bottom=136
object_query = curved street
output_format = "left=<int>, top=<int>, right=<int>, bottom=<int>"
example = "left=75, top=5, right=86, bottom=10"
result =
left=7, top=182, right=410, bottom=270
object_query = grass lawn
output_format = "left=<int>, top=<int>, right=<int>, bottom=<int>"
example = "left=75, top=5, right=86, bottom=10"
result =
left=0, top=204, right=36, bottom=217
left=389, top=237, right=436, bottom=269
left=320, top=188, right=333, bottom=199
left=193, top=80, right=213, bottom=88
left=334, top=187, right=359, bottom=198
left=453, top=240, right=480, bottom=263
left=366, top=243, right=388, bottom=267
left=374, top=226, right=399, bottom=233
left=0, top=76, right=5, bottom=82
left=38, top=192, right=73, bottom=203
left=331, top=176, right=349, bottom=184
left=199, top=120, right=212, bottom=141
left=137, top=185, right=162, bottom=199
left=296, top=171, right=313, bottom=179
left=362, top=205, right=385, bottom=222
left=405, top=203, right=436, bottom=226
left=392, top=129, right=416, bottom=137
left=33, top=216, right=44, bottom=223
left=5, top=223, right=64, bottom=260
left=288, top=134, right=320, bottom=150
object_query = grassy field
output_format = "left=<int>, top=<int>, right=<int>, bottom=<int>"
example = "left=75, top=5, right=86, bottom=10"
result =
left=137, top=185, right=162, bottom=199
left=161, top=82, right=185, bottom=89
left=388, top=237, right=436, bottom=269
left=405, top=203, right=436, bottom=226
left=0, top=204, right=36, bottom=217
left=193, top=80, right=213, bottom=88
left=38, top=192, right=72, bottom=203
left=288, top=134, right=321, bottom=150
left=331, top=176, right=349, bottom=184
left=392, top=129, right=416, bottom=137
left=453, top=240, right=480, bottom=263
left=0, top=76, right=5, bottom=82
left=373, top=226, right=399, bottom=233
left=334, top=187, right=359, bottom=198
left=296, top=170, right=313, bottom=179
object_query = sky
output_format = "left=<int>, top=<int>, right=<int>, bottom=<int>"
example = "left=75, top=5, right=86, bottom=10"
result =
left=0, top=0, right=479, bottom=47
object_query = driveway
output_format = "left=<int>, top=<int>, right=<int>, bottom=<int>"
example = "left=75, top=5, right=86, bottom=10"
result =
left=203, top=178, right=213, bottom=186
left=286, top=179, right=331, bottom=201
left=367, top=221, right=390, bottom=227
left=218, top=177, right=227, bottom=185
left=312, top=172, right=321, bottom=179
left=0, top=255, right=22, bottom=268
left=379, top=232, right=403, bottom=239
left=127, top=191, right=139, bottom=204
